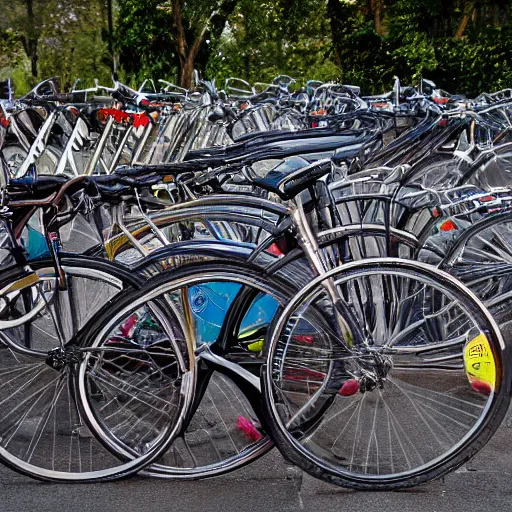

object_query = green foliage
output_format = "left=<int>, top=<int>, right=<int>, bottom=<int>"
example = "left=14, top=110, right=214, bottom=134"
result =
left=432, top=27, right=512, bottom=96
left=333, top=23, right=393, bottom=93
left=329, top=0, right=512, bottom=94
left=206, top=0, right=338, bottom=86
left=0, top=29, right=25, bottom=71
left=391, top=33, right=437, bottom=83
left=116, top=0, right=178, bottom=83
left=0, top=28, right=33, bottom=94
left=0, top=0, right=111, bottom=94
left=38, top=2, right=111, bottom=89
left=0, top=0, right=511, bottom=96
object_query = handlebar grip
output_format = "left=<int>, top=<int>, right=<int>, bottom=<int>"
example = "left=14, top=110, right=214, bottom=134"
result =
left=8, top=175, right=36, bottom=190
left=137, top=98, right=159, bottom=113
left=8, top=174, right=70, bottom=199
left=39, top=93, right=75, bottom=103
left=92, top=173, right=165, bottom=198
left=9, top=174, right=68, bottom=191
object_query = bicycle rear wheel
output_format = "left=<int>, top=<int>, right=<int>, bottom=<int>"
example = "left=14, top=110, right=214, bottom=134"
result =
left=76, top=262, right=297, bottom=479
left=263, top=258, right=509, bottom=490
left=440, top=213, right=512, bottom=334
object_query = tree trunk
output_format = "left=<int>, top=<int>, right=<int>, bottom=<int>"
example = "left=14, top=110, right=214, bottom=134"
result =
left=106, top=0, right=116, bottom=73
left=455, top=12, right=470, bottom=38
left=193, top=0, right=238, bottom=76
left=180, top=57, right=195, bottom=89
left=169, top=0, right=225, bottom=87
left=25, top=0, right=38, bottom=77
left=455, top=1, right=475, bottom=39
left=30, top=50, right=38, bottom=77
left=170, top=0, right=189, bottom=86
left=326, top=0, right=344, bottom=65
left=371, top=0, right=383, bottom=35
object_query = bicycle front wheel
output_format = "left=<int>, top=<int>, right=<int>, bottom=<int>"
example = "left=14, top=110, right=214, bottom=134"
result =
left=0, top=258, right=190, bottom=482
left=263, top=258, right=510, bottom=490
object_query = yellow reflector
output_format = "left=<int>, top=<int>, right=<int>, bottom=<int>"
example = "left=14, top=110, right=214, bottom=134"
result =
left=464, top=334, right=496, bottom=394
left=247, top=340, right=264, bottom=353
left=239, top=328, right=264, bottom=352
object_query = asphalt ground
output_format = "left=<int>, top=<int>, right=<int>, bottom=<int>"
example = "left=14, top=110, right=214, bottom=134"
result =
left=1, top=408, right=511, bottom=512
left=1, top=237, right=511, bottom=510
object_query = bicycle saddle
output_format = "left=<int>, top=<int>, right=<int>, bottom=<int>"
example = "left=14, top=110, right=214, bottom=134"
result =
left=251, top=156, right=331, bottom=200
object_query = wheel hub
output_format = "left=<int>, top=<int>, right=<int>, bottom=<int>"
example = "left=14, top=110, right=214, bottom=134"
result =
left=45, top=346, right=82, bottom=370
left=357, top=351, right=393, bottom=393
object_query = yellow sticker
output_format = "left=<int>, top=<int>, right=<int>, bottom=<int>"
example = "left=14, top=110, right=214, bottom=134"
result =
left=463, top=334, right=496, bottom=394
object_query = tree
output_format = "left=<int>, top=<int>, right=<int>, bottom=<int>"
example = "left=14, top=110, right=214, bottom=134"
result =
left=0, top=0, right=45, bottom=77
left=38, top=1, right=110, bottom=89
left=2, top=0, right=512, bottom=96
left=205, top=0, right=337, bottom=85
left=167, top=0, right=240, bottom=87
left=117, top=0, right=239, bottom=87
left=1, top=0, right=110, bottom=86
left=325, top=0, right=512, bottom=95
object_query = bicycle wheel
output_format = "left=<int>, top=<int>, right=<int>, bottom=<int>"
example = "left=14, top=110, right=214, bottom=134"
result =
left=263, top=258, right=509, bottom=490
left=0, top=257, right=190, bottom=482
left=440, top=213, right=512, bottom=333
left=0, top=256, right=141, bottom=353
left=76, top=261, right=298, bottom=479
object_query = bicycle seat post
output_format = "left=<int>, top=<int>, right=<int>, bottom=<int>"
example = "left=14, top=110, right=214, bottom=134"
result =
left=290, top=193, right=354, bottom=349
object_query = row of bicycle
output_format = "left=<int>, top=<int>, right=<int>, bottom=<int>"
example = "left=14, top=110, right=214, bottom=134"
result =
left=1, top=74, right=506, bottom=181
left=0, top=77, right=511, bottom=490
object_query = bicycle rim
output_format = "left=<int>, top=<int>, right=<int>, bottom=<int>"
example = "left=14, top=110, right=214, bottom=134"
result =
left=263, top=258, right=509, bottom=489
left=77, top=262, right=296, bottom=479
left=0, top=261, right=187, bottom=481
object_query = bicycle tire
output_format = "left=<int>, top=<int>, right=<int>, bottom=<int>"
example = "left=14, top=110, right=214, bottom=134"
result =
left=262, top=258, right=510, bottom=490
left=75, top=261, right=299, bottom=480
left=439, top=212, right=512, bottom=335
left=0, top=256, right=190, bottom=482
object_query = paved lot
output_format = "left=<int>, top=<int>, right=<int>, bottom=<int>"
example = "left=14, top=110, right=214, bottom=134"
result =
left=1, top=411, right=511, bottom=512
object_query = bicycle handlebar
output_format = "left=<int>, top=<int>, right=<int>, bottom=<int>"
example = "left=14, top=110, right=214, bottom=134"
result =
left=38, top=93, right=76, bottom=103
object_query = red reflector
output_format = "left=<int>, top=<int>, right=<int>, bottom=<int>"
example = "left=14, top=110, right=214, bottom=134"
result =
left=480, top=195, right=495, bottom=202
left=119, top=314, right=138, bottom=337
left=470, top=379, right=492, bottom=395
left=440, top=220, right=457, bottom=232
left=267, top=243, right=284, bottom=256
left=132, top=113, right=151, bottom=128
left=339, top=379, right=359, bottom=396
left=293, top=335, right=314, bottom=344
left=237, top=416, right=263, bottom=441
